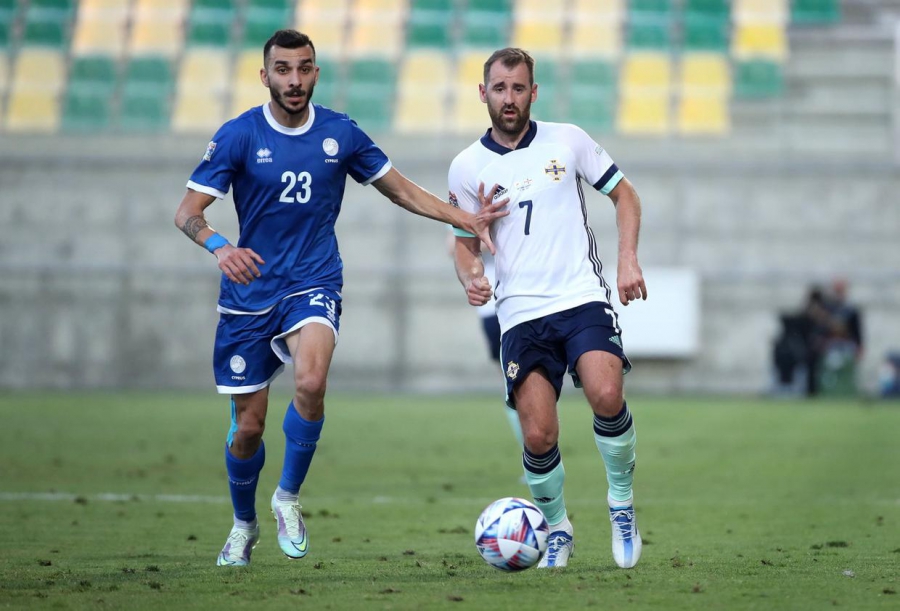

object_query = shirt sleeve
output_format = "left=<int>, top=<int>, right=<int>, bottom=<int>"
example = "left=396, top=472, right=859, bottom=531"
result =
left=570, top=125, right=624, bottom=195
left=347, top=120, right=392, bottom=185
left=447, top=154, right=479, bottom=237
left=186, top=122, right=245, bottom=199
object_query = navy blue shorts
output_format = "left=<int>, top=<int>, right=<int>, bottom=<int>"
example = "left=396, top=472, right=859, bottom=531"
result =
left=500, top=301, right=631, bottom=408
left=213, top=289, right=341, bottom=394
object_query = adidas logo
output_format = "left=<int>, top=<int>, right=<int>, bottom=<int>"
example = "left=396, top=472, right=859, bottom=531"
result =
left=609, top=335, right=622, bottom=348
left=493, top=185, right=508, bottom=200
left=534, top=497, right=553, bottom=503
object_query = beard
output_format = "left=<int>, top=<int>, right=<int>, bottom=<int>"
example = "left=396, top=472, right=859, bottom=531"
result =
left=487, top=99, right=531, bottom=137
left=270, top=81, right=315, bottom=115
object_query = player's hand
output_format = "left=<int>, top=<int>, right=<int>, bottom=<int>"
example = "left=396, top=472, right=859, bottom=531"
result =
left=466, top=276, right=493, bottom=307
left=616, top=257, right=647, bottom=306
left=215, top=244, right=265, bottom=285
left=472, top=182, right=509, bottom=255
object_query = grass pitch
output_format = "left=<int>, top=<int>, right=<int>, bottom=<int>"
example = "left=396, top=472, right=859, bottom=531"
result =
left=1, top=392, right=898, bottom=610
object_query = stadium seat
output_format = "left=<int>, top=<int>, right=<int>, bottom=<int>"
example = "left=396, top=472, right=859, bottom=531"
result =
left=451, top=50, right=488, bottom=133
left=617, top=92, right=669, bottom=135
left=621, top=52, right=671, bottom=94
left=732, top=0, right=788, bottom=24
left=344, top=57, right=396, bottom=130
left=570, top=1, right=624, bottom=58
left=394, top=49, right=451, bottom=134
left=187, top=2, right=236, bottom=47
left=294, top=0, right=348, bottom=57
left=242, top=5, right=293, bottom=47
left=461, top=2, right=509, bottom=48
left=129, top=0, right=188, bottom=57
left=685, top=0, right=728, bottom=17
left=679, top=53, right=730, bottom=96
left=173, top=49, right=230, bottom=132
left=72, top=0, right=130, bottom=57
left=567, top=60, right=618, bottom=131
left=732, top=23, right=788, bottom=61
left=683, top=13, right=729, bottom=52
left=5, top=49, right=66, bottom=132
left=512, top=0, right=565, bottom=56
left=230, top=49, right=269, bottom=117
left=119, top=55, right=173, bottom=130
left=63, top=56, right=116, bottom=131
left=348, top=0, right=405, bottom=58
left=407, top=3, right=453, bottom=49
left=733, top=59, right=783, bottom=98
left=22, top=5, right=72, bottom=47
left=0, top=2, right=17, bottom=49
left=531, top=57, right=566, bottom=122
left=792, top=0, right=840, bottom=25
left=677, top=94, right=728, bottom=134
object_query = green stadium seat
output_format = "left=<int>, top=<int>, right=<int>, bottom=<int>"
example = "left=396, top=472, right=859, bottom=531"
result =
left=685, top=0, right=728, bottom=18
left=571, top=60, right=618, bottom=89
left=628, top=17, right=672, bottom=50
left=467, top=0, right=511, bottom=11
left=242, top=7, right=292, bottom=47
left=29, top=0, right=75, bottom=9
left=125, top=57, right=173, bottom=86
left=62, top=89, right=113, bottom=131
left=248, top=0, right=292, bottom=8
left=344, top=94, right=393, bottom=131
left=683, top=14, right=729, bottom=52
left=0, top=9, right=14, bottom=48
left=187, top=6, right=236, bottom=47
left=566, top=61, right=617, bottom=133
left=792, top=0, right=840, bottom=25
left=69, top=55, right=117, bottom=94
left=22, top=9, right=71, bottom=47
left=630, top=0, right=672, bottom=17
left=407, top=8, right=454, bottom=49
left=345, top=58, right=394, bottom=129
left=310, top=56, right=339, bottom=108
left=119, top=82, right=170, bottom=131
left=734, top=60, right=783, bottom=98
left=462, top=11, right=508, bottom=48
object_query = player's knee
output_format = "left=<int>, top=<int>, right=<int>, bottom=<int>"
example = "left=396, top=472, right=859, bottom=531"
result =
left=523, top=428, right=558, bottom=455
left=295, top=371, right=327, bottom=402
left=590, top=382, right=624, bottom=418
left=236, top=412, right=265, bottom=442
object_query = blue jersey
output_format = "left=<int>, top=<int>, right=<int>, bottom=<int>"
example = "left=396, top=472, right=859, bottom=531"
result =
left=188, top=103, right=391, bottom=312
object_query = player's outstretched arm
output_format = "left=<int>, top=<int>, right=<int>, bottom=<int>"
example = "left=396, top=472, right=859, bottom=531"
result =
left=453, top=236, right=492, bottom=307
left=174, top=189, right=265, bottom=286
left=608, top=178, right=647, bottom=306
left=372, top=168, right=508, bottom=254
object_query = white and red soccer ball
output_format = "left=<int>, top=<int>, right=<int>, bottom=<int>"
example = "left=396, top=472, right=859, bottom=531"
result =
left=475, top=497, right=549, bottom=571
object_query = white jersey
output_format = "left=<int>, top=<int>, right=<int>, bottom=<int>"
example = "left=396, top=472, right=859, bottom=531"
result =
left=449, top=120, right=624, bottom=334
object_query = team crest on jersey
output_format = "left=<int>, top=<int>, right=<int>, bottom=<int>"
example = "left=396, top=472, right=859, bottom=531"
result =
left=202, top=141, right=217, bottom=161
left=322, top=138, right=339, bottom=156
left=506, top=360, right=520, bottom=380
left=256, top=148, right=273, bottom=163
left=448, top=190, right=459, bottom=208
left=544, top=160, right=566, bottom=181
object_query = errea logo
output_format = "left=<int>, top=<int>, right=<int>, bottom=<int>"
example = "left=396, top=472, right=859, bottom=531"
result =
left=256, top=148, right=273, bottom=163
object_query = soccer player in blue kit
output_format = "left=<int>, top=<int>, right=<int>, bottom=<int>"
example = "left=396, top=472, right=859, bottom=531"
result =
left=450, top=48, right=648, bottom=569
left=174, top=30, right=507, bottom=566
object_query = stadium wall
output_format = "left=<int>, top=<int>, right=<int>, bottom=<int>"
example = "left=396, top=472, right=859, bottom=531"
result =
left=1, top=134, right=898, bottom=396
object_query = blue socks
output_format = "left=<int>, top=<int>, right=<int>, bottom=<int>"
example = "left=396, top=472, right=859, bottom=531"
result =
left=279, top=402, right=324, bottom=495
left=593, top=402, right=637, bottom=503
left=225, top=441, right=265, bottom=522
left=523, top=444, right=568, bottom=526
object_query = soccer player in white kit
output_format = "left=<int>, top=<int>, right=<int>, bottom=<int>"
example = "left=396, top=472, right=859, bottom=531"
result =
left=449, top=48, right=648, bottom=569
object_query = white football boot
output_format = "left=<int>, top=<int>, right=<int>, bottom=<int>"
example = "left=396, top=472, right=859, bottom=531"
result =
left=216, top=522, right=260, bottom=566
left=608, top=496, right=642, bottom=569
left=271, top=493, right=309, bottom=559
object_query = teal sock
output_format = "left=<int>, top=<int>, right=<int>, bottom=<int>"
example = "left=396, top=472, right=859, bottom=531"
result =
left=593, top=403, right=637, bottom=503
left=523, top=445, right=567, bottom=525
left=505, top=405, right=524, bottom=446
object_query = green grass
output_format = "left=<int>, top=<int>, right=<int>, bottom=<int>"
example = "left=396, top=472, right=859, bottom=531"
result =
left=1, top=392, right=899, bottom=610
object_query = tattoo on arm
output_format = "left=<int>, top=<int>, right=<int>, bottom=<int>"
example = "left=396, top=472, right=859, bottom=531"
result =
left=180, top=215, right=209, bottom=241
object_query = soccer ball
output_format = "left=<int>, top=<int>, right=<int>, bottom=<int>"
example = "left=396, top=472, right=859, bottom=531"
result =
left=474, top=497, right=549, bottom=571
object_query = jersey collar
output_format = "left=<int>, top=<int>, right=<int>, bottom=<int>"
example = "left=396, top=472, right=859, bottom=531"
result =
left=263, top=101, right=316, bottom=136
left=479, top=120, right=537, bottom=155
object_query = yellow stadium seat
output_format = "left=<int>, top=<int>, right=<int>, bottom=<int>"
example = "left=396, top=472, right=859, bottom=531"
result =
left=173, top=92, right=228, bottom=133
left=679, top=54, right=730, bottom=96
left=5, top=90, right=61, bottom=132
left=512, top=20, right=564, bottom=56
left=295, top=0, right=348, bottom=57
left=677, top=94, right=729, bottom=135
left=732, top=0, right=788, bottom=24
left=621, top=53, right=672, bottom=94
left=456, top=51, right=484, bottom=87
left=452, top=51, right=489, bottom=134
left=234, top=50, right=264, bottom=87
left=73, top=15, right=128, bottom=56
left=230, top=86, right=270, bottom=118
left=617, top=92, right=670, bottom=135
left=6, top=50, right=65, bottom=132
left=732, top=23, right=787, bottom=60
left=130, top=0, right=189, bottom=57
left=347, top=0, right=404, bottom=58
left=173, top=49, right=230, bottom=132
left=515, top=0, right=566, bottom=20
left=572, top=0, right=625, bottom=19
left=394, top=50, right=451, bottom=134
left=571, top=22, right=621, bottom=58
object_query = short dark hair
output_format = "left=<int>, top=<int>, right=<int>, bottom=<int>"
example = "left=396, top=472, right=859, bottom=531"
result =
left=483, top=47, right=534, bottom=86
left=263, top=29, right=316, bottom=65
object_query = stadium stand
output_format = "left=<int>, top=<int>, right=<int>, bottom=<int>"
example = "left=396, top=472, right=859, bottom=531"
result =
left=0, top=0, right=845, bottom=136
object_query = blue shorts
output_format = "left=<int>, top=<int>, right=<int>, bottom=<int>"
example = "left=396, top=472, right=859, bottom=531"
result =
left=500, top=301, right=632, bottom=408
left=213, top=289, right=342, bottom=394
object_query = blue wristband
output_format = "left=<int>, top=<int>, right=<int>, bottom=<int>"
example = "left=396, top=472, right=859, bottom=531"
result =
left=203, top=232, right=230, bottom=254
